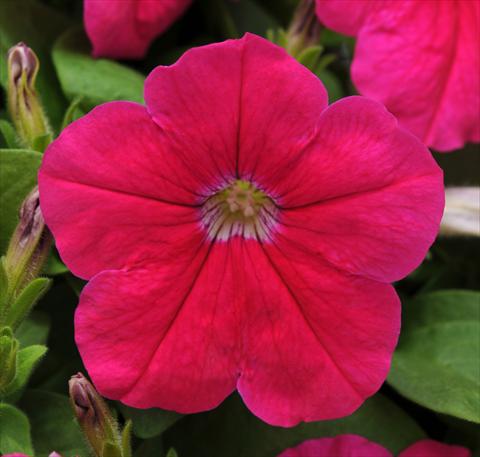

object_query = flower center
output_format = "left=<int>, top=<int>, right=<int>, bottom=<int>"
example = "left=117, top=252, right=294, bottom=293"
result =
left=201, top=180, right=278, bottom=241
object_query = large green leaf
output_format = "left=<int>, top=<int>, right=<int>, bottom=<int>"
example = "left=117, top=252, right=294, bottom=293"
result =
left=16, top=310, right=51, bottom=347
left=165, top=393, right=425, bottom=457
left=0, top=402, right=34, bottom=455
left=0, top=0, right=69, bottom=130
left=20, top=389, right=89, bottom=457
left=52, top=27, right=145, bottom=111
left=388, top=290, right=480, bottom=423
left=119, top=403, right=182, bottom=439
left=0, top=148, right=42, bottom=253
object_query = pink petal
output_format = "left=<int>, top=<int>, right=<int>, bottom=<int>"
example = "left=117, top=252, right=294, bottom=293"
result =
left=237, top=241, right=400, bottom=426
left=39, top=101, right=205, bottom=279
left=278, top=435, right=393, bottom=457
left=76, top=241, right=242, bottom=413
left=315, top=0, right=376, bottom=36
left=399, top=440, right=471, bottom=457
left=274, top=96, right=444, bottom=283
left=316, top=0, right=480, bottom=151
left=84, top=0, right=192, bottom=59
left=145, top=33, right=328, bottom=186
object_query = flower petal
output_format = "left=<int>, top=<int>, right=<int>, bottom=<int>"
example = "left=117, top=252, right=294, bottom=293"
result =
left=315, top=0, right=376, bottom=36
left=272, top=97, right=444, bottom=283
left=278, top=435, right=392, bottom=457
left=317, top=0, right=480, bottom=151
left=237, top=241, right=400, bottom=426
left=399, top=440, right=471, bottom=457
left=145, top=33, right=328, bottom=185
left=39, top=101, right=204, bottom=279
left=75, top=241, right=243, bottom=413
left=84, top=0, right=191, bottom=59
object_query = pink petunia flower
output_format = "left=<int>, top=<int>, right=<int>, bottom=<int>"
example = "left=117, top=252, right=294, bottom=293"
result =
left=315, top=0, right=480, bottom=152
left=38, top=34, right=444, bottom=426
left=84, top=0, right=192, bottom=59
left=278, top=435, right=471, bottom=457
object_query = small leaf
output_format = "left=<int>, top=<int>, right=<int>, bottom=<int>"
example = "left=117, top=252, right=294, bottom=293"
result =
left=122, top=420, right=133, bottom=457
left=0, top=402, right=34, bottom=455
left=4, top=344, right=47, bottom=397
left=119, top=404, right=182, bottom=439
left=102, top=441, right=123, bottom=457
left=61, top=96, right=85, bottom=129
left=166, top=449, right=178, bottom=457
left=0, top=120, right=18, bottom=149
left=31, top=132, right=53, bottom=153
left=0, top=257, right=8, bottom=309
left=0, top=148, right=43, bottom=253
left=388, top=290, right=480, bottom=423
left=297, top=45, right=324, bottom=71
left=52, top=27, right=144, bottom=111
left=6, top=277, right=52, bottom=330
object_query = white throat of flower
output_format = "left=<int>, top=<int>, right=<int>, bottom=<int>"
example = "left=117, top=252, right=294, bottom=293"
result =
left=201, top=180, right=278, bottom=241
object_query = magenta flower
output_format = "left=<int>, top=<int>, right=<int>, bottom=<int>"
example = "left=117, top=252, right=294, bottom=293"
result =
left=84, top=0, right=192, bottom=59
left=38, top=34, right=443, bottom=426
left=315, top=0, right=480, bottom=152
left=278, top=435, right=471, bottom=457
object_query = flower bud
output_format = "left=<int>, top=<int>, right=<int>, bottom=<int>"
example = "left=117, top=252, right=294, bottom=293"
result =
left=0, top=326, right=18, bottom=391
left=4, top=187, right=51, bottom=300
left=285, top=0, right=322, bottom=58
left=69, top=373, right=122, bottom=457
left=7, top=42, right=51, bottom=149
left=440, top=187, right=480, bottom=237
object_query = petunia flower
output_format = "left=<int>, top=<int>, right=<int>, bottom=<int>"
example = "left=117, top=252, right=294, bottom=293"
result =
left=315, top=0, right=480, bottom=152
left=278, top=435, right=471, bottom=457
left=84, top=0, right=192, bottom=59
left=38, top=33, right=444, bottom=426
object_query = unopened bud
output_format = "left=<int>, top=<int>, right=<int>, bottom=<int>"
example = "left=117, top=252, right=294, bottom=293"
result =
left=0, top=326, right=18, bottom=391
left=49, top=452, right=64, bottom=457
left=7, top=42, right=51, bottom=149
left=69, top=373, right=121, bottom=457
left=4, top=187, right=51, bottom=300
left=286, top=0, right=322, bottom=58
left=440, top=187, right=480, bottom=237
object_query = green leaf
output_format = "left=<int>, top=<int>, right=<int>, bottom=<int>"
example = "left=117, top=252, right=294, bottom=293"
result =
left=61, top=96, right=85, bottom=130
left=0, top=257, right=8, bottom=309
left=317, top=69, right=344, bottom=102
left=122, top=420, right=133, bottom=457
left=388, top=290, right=480, bottom=423
left=52, top=27, right=145, bottom=111
left=0, top=402, right=34, bottom=455
left=4, top=344, right=47, bottom=397
left=19, top=389, right=90, bottom=457
left=102, top=441, right=123, bottom=457
left=166, top=449, right=178, bottom=457
left=0, top=148, right=42, bottom=253
left=224, top=0, right=279, bottom=37
left=297, top=45, right=324, bottom=71
left=16, top=310, right=51, bottom=347
left=0, top=120, right=18, bottom=149
left=165, top=393, right=425, bottom=457
left=44, top=251, right=69, bottom=276
left=7, top=277, right=52, bottom=330
left=119, top=403, right=182, bottom=439
left=0, top=0, right=69, bottom=130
